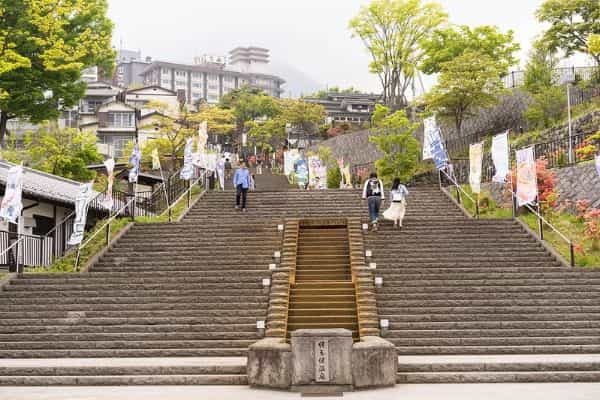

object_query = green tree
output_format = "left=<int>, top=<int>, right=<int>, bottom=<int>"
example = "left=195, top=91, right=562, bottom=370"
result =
left=246, top=118, right=286, bottom=152
left=142, top=110, right=195, bottom=170
left=522, top=39, right=566, bottom=129
left=279, top=99, right=326, bottom=133
left=536, top=0, right=600, bottom=67
left=420, top=25, right=520, bottom=75
left=307, top=86, right=363, bottom=99
left=523, top=39, right=560, bottom=95
left=21, top=125, right=102, bottom=181
left=219, top=86, right=281, bottom=140
left=369, top=106, right=420, bottom=182
left=349, top=0, right=447, bottom=108
left=590, top=34, right=600, bottom=57
left=191, top=105, right=236, bottom=136
left=424, top=51, right=505, bottom=137
left=0, top=0, right=115, bottom=144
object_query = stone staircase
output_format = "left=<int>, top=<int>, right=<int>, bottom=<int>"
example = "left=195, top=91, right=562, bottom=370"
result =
left=1, top=184, right=599, bottom=385
left=286, top=224, right=359, bottom=340
left=363, top=185, right=600, bottom=382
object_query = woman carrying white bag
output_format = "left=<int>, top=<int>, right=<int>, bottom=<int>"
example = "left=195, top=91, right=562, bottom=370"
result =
left=383, top=178, right=409, bottom=229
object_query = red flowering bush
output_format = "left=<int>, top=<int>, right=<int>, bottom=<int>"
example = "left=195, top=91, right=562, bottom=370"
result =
left=576, top=199, right=591, bottom=221
left=583, top=208, right=600, bottom=250
left=327, top=126, right=343, bottom=138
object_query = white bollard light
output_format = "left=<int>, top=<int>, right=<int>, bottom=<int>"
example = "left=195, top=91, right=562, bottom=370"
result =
left=365, top=250, right=372, bottom=258
left=256, top=320, right=266, bottom=330
left=269, top=263, right=277, bottom=271
left=369, top=262, right=377, bottom=269
left=262, top=278, right=271, bottom=287
left=379, top=319, right=389, bottom=329
left=274, top=251, right=281, bottom=259
left=277, top=224, right=284, bottom=232
left=374, top=276, right=383, bottom=288
left=362, top=223, right=369, bottom=231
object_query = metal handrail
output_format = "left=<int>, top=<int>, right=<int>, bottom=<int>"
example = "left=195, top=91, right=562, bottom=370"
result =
left=159, top=170, right=206, bottom=219
left=510, top=191, right=575, bottom=267
left=439, top=168, right=480, bottom=218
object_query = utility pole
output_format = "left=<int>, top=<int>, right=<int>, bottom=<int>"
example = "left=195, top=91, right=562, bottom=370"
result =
left=567, top=83, right=573, bottom=164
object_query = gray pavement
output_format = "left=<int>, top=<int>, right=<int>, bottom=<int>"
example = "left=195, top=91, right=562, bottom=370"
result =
left=2, top=383, right=600, bottom=400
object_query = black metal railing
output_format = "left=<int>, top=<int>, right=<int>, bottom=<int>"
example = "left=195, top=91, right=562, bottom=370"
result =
left=503, top=66, right=600, bottom=88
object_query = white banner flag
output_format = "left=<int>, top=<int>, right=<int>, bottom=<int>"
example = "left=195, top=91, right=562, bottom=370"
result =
left=198, top=121, right=208, bottom=153
left=216, top=157, right=225, bottom=190
left=596, top=154, right=600, bottom=177
left=128, top=144, right=141, bottom=184
left=422, top=116, right=436, bottom=160
left=151, top=148, right=161, bottom=170
left=101, top=158, right=115, bottom=210
left=491, top=131, right=510, bottom=183
left=516, top=147, right=537, bottom=207
left=67, top=183, right=94, bottom=246
left=0, top=164, right=24, bottom=224
left=469, top=142, right=484, bottom=194
left=180, top=138, right=194, bottom=181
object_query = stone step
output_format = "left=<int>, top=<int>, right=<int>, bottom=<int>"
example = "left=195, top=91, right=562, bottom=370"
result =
left=0, top=289, right=268, bottom=298
left=376, top=291, right=600, bottom=300
left=0, top=332, right=261, bottom=342
left=391, top=336, right=600, bottom=347
left=0, top=348, right=248, bottom=358
left=0, top=339, right=258, bottom=350
left=0, top=302, right=268, bottom=312
left=0, top=374, right=248, bottom=386
left=0, top=296, right=268, bottom=305
left=4, top=282, right=269, bottom=292
left=379, top=305, right=600, bottom=314
left=396, top=371, right=600, bottom=383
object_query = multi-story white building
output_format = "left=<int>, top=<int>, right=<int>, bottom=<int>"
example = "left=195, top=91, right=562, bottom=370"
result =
left=140, top=47, right=285, bottom=106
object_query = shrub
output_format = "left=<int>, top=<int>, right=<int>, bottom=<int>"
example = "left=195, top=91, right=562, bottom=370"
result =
left=327, top=166, right=342, bottom=189
left=524, top=86, right=566, bottom=130
left=507, top=157, right=558, bottom=211
left=583, top=208, right=600, bottom=250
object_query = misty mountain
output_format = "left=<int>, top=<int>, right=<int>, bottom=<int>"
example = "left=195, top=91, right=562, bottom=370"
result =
left=269, top=60, right=324, bottom=99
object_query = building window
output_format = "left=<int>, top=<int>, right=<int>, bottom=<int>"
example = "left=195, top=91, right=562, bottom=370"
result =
left=192, top=72, right=202, bottom=79
left=176, top=80, right=186, bottom=87
left=208, top=74, right=218, bottom=81
left=223, top=75, right=234, bottom=83
left=208, top=84, right=218, bottom=91
left=108, top=112, right=134, bottom=128
left=162, top=68, right=169, bottom=75
left=82, top=99, right=103, bottom=113
left=207, top=94, right=219, bottom=102
left=162, top=79, right=171, bottom=85
left=192, top=83, right=202, bottom=88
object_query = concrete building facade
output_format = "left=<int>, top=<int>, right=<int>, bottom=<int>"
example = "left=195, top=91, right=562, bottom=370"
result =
left=140, top=47, right=285, bottom=106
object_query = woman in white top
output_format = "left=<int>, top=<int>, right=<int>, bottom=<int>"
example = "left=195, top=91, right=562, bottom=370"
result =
left=383, top=178, right=409, bottom=229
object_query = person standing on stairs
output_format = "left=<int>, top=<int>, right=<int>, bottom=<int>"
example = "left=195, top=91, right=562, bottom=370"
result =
left=362, top=172, right=385, bottom=231
left=233, top=161, right=252, bottom=212
left=383, top=178, right=409, bottom=229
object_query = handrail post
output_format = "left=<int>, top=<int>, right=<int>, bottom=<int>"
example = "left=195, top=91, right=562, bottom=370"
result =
left=537, top=203, right=544, bottom=241
left=187, top=179, right=191, bottom=209
left=74, top=246, right=81, bottom=271
left=475, top=196, right=480, bottom=219
left=438, top=169, right=442, bottom=190
left=569, top=243, right=575, bottom=267
left=106, top=222, right=111, bottom=247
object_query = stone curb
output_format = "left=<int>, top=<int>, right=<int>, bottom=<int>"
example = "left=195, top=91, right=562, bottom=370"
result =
left=81, top=222, right=136, bottom=273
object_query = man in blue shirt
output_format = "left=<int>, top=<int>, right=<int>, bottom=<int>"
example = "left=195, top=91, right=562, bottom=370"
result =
left=233, top=161, right=252, bottom=212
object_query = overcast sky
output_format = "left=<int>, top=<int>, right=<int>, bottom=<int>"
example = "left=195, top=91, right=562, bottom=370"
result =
left=108, top=0, right=592, bottom=96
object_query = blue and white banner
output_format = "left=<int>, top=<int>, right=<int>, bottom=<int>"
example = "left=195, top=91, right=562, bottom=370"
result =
left=128, top=143, right=141, bottom=183
left=0, top=164, right=23, bottom=224
left=429, top=127, right=448, bottom=170
left=422, top=116, right=437, bottom=160
left=180, top=138, right=194, bottom=181
left=491, top=131, right=510, bottom=183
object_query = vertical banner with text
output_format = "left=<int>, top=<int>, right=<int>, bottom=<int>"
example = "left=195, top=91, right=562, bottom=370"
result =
left=469, top=141, right=484, bottom=194
left=491, top=131, right=510, bottom=183
left=516, top=147, right=538, bottom=207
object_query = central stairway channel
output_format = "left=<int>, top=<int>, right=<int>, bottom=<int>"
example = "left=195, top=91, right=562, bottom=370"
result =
left=286, top=222, right=359, bottom=341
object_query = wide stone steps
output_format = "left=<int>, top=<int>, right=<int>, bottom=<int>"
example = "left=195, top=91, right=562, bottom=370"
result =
left=395, top=354, right=600, bottom=383
left=0, top=348, right=249, bottom=358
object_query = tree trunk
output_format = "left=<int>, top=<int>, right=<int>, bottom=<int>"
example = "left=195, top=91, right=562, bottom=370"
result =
left=0, top=110, right=9, bottom=146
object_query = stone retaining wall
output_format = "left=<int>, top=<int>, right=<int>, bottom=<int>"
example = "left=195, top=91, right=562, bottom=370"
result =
left=482, top=161, right=600, bottom=209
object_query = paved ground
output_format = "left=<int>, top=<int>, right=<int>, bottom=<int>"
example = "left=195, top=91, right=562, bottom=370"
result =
left=2, top=383, right=600, bottom=400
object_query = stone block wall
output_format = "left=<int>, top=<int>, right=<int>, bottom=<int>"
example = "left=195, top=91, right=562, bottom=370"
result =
left=482, top=162, right=600, bottom=209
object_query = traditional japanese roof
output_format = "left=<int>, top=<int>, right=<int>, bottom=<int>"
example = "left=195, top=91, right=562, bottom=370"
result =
left=0, top=160, right=98, bottom=206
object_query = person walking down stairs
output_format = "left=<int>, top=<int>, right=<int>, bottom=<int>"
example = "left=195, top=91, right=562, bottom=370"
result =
left=362, top=172, right=385, bottom=231
left=383, top=178, right=409, bottom=229
left=234, top=161, right=252, bottom=212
